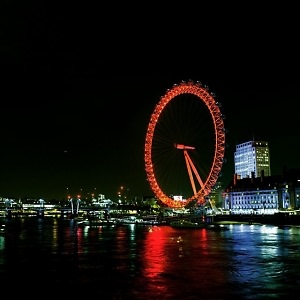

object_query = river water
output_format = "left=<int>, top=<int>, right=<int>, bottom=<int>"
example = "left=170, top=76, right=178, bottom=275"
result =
left=1, top=217, right=300, bottom=299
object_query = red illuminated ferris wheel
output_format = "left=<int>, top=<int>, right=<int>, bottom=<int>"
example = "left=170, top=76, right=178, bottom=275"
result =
left=144, top=80, right=226, bottom=209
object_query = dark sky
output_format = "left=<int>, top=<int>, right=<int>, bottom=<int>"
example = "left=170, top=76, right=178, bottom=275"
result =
left=1, top=3, right=299, bottom=201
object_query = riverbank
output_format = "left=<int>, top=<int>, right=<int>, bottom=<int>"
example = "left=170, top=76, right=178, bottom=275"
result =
left=2, top=211, right=300, bottom=227
left=213, top=212, right=300, bottom=226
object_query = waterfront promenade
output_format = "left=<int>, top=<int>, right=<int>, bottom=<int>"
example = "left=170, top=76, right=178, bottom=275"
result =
left=2, top=206, right=300, bottom=228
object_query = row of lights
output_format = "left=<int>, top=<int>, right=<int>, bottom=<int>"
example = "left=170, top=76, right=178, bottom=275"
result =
left=66, top=186, right=129, bottom=201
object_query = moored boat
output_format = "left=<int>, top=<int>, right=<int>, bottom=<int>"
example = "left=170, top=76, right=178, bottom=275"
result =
left=77, top=218, right=117, bottom=227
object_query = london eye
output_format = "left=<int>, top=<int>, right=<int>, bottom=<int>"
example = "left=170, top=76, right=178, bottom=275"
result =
left=144, top=80, right=226, bottom=209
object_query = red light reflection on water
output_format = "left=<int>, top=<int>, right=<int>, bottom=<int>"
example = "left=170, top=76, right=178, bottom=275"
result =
left=142, top=226, right=211, bottom=272
left=136, top=226, right=228, bottom=298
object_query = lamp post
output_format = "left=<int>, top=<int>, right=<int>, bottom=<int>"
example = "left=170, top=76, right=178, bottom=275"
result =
left=118, top=191, right=121, bottom=205
left=116, top=186, right=121, bottom=205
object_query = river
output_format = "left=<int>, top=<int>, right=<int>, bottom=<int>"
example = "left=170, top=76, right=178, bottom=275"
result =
left=1, top=217, right=300, bottom=299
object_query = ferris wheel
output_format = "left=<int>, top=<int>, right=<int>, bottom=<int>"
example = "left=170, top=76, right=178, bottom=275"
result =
left=144, top=80, right=226, bottom=209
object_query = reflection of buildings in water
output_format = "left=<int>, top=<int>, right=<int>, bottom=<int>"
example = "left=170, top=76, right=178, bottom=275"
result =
left=225, top=224, right=288, bottom=293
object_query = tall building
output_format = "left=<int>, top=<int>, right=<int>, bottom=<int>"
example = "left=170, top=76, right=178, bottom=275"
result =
left=234, top=140, right=271, bottom=179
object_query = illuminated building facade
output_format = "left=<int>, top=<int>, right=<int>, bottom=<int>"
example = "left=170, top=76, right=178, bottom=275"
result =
left=234, top=141, right=271, bottom=179
left=223, top=169, right=300, bottom=215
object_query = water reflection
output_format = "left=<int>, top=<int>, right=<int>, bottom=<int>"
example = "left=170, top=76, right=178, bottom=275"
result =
left=1, top=218, right=300, bottom=299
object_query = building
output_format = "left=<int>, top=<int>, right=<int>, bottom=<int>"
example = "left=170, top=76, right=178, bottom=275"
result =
left=223, top=169, right=300, bottom=215
left=223, top=140, right=299, bottom=215
left=234, top=140, right=271, bottom=179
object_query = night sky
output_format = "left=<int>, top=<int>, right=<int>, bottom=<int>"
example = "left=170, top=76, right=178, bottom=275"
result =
left=1, top=3, right=299, bottom=201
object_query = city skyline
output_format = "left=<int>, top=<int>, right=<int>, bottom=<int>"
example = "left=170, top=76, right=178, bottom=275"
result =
left=1, top=3, right=299, bottom=201
left=1, top=72, right=299, bottom=201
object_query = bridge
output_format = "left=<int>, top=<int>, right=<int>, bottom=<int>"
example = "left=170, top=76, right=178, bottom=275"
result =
left=0, top=198, right=104, bottom=219
left=0, top=199, right=141, bottom=219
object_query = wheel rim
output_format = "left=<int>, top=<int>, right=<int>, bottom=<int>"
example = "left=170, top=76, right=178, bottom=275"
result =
left=144, top=80, right=225, bottom=208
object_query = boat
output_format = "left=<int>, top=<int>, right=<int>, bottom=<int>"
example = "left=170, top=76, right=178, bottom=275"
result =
left=169, top=219, right=207, bottom=229
left=116, top=216, right=161, bottom=226
left=77, top=218, right=117, bottom=227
